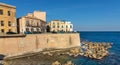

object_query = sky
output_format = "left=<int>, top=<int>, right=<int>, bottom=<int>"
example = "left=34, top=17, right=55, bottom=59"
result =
left=0, top=0, right=120, bottom=31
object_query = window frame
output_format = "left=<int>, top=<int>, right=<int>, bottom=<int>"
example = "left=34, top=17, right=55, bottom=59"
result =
left=8, top=11, right=11, bottom=16
left=1, top=29, right=4, bottom=33
left=1, top=21, right=4, bottom=26
left=8, top=21, right=12, bottom=26
left=0, top=9, right=3, bottom=15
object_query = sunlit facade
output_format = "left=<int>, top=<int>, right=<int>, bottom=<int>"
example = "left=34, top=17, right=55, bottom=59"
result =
left=0, top=3, right=17, bottom=33
left=48, top=20, right=73, bottom=32
left=17, top=11, right=46, bottom=34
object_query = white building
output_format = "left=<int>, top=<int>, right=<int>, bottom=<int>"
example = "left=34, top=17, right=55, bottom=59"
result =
left=47, top=20, right=73, bottom=32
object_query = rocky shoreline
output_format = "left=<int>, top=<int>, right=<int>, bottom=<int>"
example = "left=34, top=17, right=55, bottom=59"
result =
left=3, top=42, right=112, bottom=65
left=68, top=42, right=112, bottom=59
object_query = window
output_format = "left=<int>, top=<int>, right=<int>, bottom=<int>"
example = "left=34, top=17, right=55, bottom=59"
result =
left=8, top=21, right=12, bottom=26
left=31, top=28, right=34, bottom=32
left=26, top=28, right=29, bottom=31
left=1, top=29, right=4, bottom=33
left=37, top=28, right=39, bottom=32
left=1, top=21, right=4, bottom=26
left=57, top=26, right=59, bottom=28
left=9, top=29, right=11, bottom=32
left=57, top=23, right=59, bottom=25
left=66, top=25, right=68, bottom=28
left=53, top=26, right=55, bottom=28
left=62, top=26, right=64, bottom=28
left=37, top=22, right=39, bottom=26
left=0, top=10, right=3, bottom=15
left=70, top=25, right=72, bottom=28
left=26, top=21, right=29, bottom=26
left=8, top=11, right=11, bottom=16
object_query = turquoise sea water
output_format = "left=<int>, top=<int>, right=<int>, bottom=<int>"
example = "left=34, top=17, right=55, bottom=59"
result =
left=72, top=32, right=120, bottom=65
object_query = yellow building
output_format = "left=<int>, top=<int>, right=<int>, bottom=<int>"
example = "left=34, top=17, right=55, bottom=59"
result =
left=47, top=20, right=73, bottom=32
left=0, top=3, right=17, bottom=33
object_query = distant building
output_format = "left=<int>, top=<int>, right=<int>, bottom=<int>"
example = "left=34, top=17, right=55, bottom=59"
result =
left=17, top=11, right=46, bottom=34
left=47, top=20, right=73, bottom=32
left=0, top=3, right=17, bottom=33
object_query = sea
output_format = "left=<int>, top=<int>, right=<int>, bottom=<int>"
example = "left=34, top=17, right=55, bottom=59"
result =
left=71, top=32, right=120, bottom=65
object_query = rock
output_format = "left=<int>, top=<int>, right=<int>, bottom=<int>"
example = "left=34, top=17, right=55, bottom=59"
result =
left=79, top=53, right=84, bottom=55
left=52, top=61, right=61, bottom=65
left=81, top=42, right=112, bottom=60
left=69, top=48, right=80, bottom=56
left=64, top=61, right=74, bottom=65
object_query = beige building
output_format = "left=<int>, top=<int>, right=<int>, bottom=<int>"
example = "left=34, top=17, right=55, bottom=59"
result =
left=0, top=3, right=17, bottom=33
left=17, top=11, right=46, bottom=34
left=47, top=20, right=73, bottom=32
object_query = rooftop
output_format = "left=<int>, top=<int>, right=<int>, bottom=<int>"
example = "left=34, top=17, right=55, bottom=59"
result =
left=0, top=2, right=16, bottom=8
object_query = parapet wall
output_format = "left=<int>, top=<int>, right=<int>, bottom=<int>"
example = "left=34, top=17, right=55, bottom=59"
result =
left=0, top=33, right=80, bottom=55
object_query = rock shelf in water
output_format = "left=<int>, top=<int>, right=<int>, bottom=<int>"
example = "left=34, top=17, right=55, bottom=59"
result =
left=77, top=42, right=112, bottom=59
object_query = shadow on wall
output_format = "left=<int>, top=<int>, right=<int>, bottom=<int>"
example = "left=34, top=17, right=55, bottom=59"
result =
left=0, top=54, right=4, bottom=60
left=0, top=54, right=4, bottom=65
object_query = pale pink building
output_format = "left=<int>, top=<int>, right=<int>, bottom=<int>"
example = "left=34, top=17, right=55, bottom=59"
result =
left=17, top=11, right=46, bottom=34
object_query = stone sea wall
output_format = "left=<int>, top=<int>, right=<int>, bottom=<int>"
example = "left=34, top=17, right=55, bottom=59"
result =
left=0, top=33, right=80, bottom=55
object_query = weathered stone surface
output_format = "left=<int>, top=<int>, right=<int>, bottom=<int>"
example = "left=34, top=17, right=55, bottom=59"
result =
left=64, top=61, right=75, bottom=65
left=52, top=61, right=61, bottom=65
left=81, top=42, right=112, bottom=59
left=0, top=33, right=80, bottom=55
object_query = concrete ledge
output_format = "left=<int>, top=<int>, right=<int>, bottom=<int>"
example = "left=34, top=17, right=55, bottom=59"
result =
left=0, top=34, right=26, bottom=38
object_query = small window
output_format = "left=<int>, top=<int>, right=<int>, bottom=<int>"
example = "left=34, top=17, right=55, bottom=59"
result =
left=9, top=29, right=11, bottom=32
left=8, top=11, right=11, bottom=16
left=57, top=26, right=59, bottom=28
left=1, top=29, right=4, bottom=33
left=62, top=26, right=64, bottom=28
left=66, top=25, right=68, bottom=28
left=37, top=22, right=39, bottom=26
left=0, top=10, right=3, bottom=15
left=70, top=25, right=72, bottom=28
left=53, top=26, right=55, bottom=28
left=37, top=28, right=39, bottom=32
left=1, top=21, right=4, bottom=26
left=26, top=28, right=29, bottom=31
left=31, top=28, right=34, bottom=32
left=8, top=21, right=12, bottom=26
left=26, top=21, right=29, bottom=26
left=57, top=23, right=59, bottom=25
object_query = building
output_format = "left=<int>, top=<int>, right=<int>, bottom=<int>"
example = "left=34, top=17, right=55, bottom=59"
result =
left=17, top=11, right=46, bottom=34
left=0, top=3, right=17, bottom=33
left=47, top=20, right=73, bottom=32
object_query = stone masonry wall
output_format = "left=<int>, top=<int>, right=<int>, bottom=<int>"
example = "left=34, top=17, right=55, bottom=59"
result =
left=0, top=33, right=80, bottom=55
